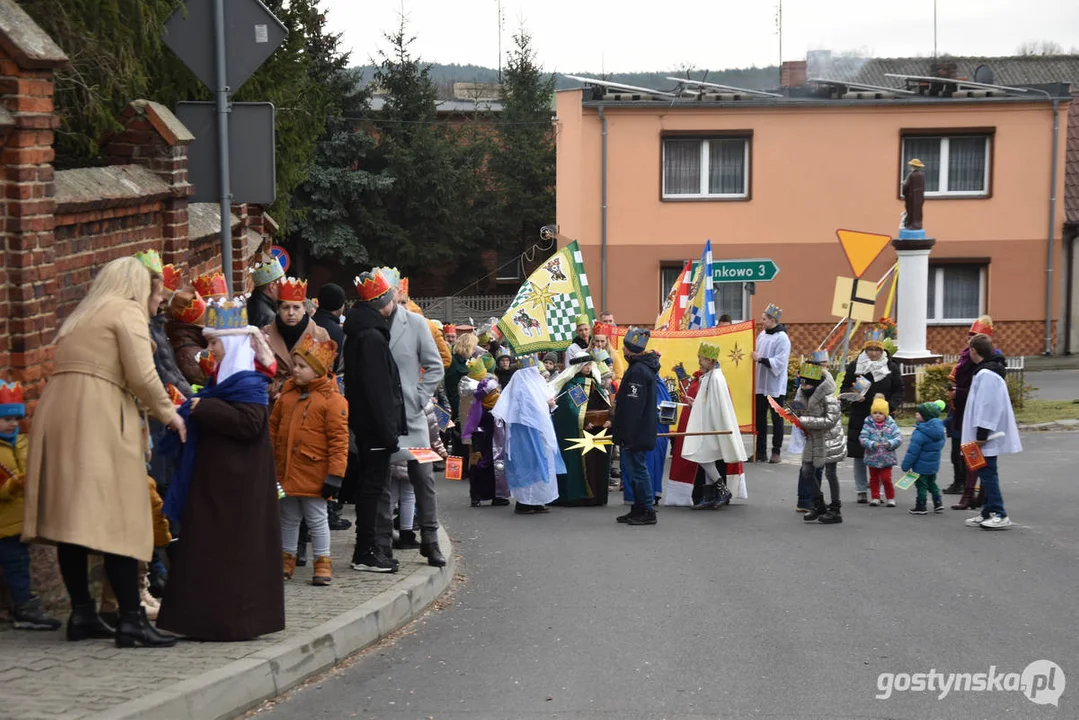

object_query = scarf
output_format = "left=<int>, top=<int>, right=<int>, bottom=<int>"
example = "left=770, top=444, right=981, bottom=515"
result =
left=161, top=370, right=270, bottom=524
left=855, top=351, right=891, bottom=383
left=275, top=312, right=310, bottom=351
left=0, top=428, right=17, bottom=444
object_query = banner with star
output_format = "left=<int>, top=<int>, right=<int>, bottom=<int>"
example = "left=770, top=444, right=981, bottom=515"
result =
left=497, top=240, right=595, bottom=354
left=611, top=321, right=756, bottom=432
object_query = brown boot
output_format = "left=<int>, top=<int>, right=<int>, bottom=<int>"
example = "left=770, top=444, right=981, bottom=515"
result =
left=312, top=556, right=332, bottom=586
left=769, top=450, right=781, bottom=464
left=951, top=471, right=978, bottom=510
left=970, top=486, right=985, bottom=510
left=283, top=552, right=297, bottom=580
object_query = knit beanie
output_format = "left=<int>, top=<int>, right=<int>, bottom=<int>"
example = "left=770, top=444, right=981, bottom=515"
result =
left=543, top=352, right=559, bottom=364
left=870, top=393, right=890, bottom=416
left=316, top=283, right=346, bottom=312
left=917, top=399, right=946, bottom=420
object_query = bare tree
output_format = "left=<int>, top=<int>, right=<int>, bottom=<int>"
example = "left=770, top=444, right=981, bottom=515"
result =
left=1016, top=40, right=1064, bottom=56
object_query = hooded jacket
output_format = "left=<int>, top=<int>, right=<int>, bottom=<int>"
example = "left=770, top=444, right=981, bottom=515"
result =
left=901, top=416, right=946, bottom=475
left=612, top=351, right=660, bottom=452
left=270, top=375, right=349, bottom=497
left=343, top=303, right=406, bottom=451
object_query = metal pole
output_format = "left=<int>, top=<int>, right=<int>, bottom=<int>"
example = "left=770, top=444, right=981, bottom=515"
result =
left=214, top=0, right=233, bottom=293
left=840, top=316, right=853, bottom=367
left=598, top=106, right=608, bottom=312
left=1044, top=98, right=1061, bottom=355
left=933, top=0, right=937, bottom=57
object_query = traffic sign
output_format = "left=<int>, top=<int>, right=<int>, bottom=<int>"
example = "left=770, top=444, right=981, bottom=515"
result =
left=164, top=0, right=287, bottom=94
left=175, top=102, right=276, bottom=204
left=836, top=229, right=892, bottom=278
left=269, top=245, right=290, bottom=274
left=831, top=277, right=877, bottom=322
left=710, top=259, right=779, bottom=283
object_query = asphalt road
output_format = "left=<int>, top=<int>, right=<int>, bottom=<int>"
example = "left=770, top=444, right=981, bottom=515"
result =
left=257, top=433, right=1078, bottom=720
left=1028, top=370, right=1079, bottom=401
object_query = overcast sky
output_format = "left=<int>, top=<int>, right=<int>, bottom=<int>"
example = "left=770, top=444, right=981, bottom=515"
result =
left=322, top=0, right=1078, bottom=73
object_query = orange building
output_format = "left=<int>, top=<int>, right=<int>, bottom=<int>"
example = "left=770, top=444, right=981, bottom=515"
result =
left=555, top=69, right=1072, bottom=356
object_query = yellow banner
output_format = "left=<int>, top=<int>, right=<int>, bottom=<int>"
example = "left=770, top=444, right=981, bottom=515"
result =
left=612, top=321, right=757, bottom=431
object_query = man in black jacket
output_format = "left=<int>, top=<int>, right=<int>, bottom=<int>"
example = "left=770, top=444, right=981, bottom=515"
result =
left=612, top=327, right=661, bottom=526
left=247, top=256, right=285, bottom=330
left=344, top=272, right=406, bottom=573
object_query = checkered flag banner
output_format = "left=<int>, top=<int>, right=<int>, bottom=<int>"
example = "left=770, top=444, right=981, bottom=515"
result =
left=497, top=240, right=596, bottom=354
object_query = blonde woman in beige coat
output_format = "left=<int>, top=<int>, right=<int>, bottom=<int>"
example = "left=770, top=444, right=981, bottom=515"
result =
left=23, top=256, right=186, bottom=648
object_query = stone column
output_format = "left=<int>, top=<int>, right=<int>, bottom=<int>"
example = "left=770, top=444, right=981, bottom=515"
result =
left=891, top=235, right=937, bottom=360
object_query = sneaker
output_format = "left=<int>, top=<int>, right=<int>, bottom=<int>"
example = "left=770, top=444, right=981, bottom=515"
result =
left=857, top=493, right=868, bottom=504
left=886, top=500, right=896, bottom=507
left=980, top=513, right=1013, bottom=530
left=933, top=499, right=945, bottom=514
left=965, top=513, right=989, bottom=527
left=13, top=597, right=61, bottom=631
left=627, top=510, right=657, bottom=526
left=818, top=509, right=843, bottom=524
left=803, top=507, right=825, bottom=522
left=795, top=506, right=811, bottom=513
left=350, top=547, right=399, bottom=573
left=909, top=506, right=928, bottom=515
left=491, top=498, right=511, bottom=507
left=869, top=498, right=880, bottom=507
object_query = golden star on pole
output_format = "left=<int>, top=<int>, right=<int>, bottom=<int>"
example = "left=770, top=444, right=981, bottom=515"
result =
left=564, top=428, right=614, bottom=455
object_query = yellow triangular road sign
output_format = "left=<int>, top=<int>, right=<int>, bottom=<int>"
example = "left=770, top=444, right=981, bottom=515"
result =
left=836, top=229, right=892, bottom=278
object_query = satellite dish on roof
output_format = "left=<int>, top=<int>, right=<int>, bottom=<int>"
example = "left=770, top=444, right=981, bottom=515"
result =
left=974, top=65, right=995, bottom=84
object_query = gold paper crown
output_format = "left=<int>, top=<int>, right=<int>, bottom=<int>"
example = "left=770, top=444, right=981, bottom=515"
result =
left=205, top=297, right=248, bottom=330
left=863, top=329, right=887, bottom=350
left=466, top=357, right=487, bottom=380
left=799, top=363, right=824, bottom=381
left=193, top=272, right=229, bottom=299
left=135, top=249, right=164, bottom=275
left=293, top=333, right=337, bottom=376
left=697, top=342, right=721, bottom=361
left=278, top=277, right=308, bottom=302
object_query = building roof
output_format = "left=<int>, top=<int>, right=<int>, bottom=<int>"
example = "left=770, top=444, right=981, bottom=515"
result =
left=808, top=52, right=1079, bottom=89
left=368, top=96, right=503, bottom=114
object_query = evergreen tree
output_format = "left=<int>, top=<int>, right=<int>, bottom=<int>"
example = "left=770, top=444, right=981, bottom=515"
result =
left=489, top=30, right=556, bottom=265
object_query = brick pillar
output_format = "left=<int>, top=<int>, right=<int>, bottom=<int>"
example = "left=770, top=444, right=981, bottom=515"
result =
left=231, top=202, right=249, bottom=292
left=104, top=100, right=193, bottom=269
left=0, top=3, right=68, bottom=413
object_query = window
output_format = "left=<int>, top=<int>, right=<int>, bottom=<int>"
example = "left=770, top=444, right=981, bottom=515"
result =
left=901, top=134, right=990, bottom=196
left=658, top=266, right=747, bottom=322
left=660, top=265, right=684, bottom=305
left=662, top=136, right=749, bottom=199
left=927, top=264, right=985, bottom=322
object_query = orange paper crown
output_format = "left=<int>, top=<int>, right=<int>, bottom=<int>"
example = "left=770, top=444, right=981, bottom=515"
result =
left=0, top=380, right=24, bottom=406
left=162, top=264, right=182, bottom=292
left=279, top=277, right=308, bottom=303
left=293, top=334, right=338, bottom=376
left=193, top=272, right=228, bottom=299
left=355, top=272, right=392, bottom=303
left=969, top=315, right=993, bottom=336
left=445, top=324, right=457, bottom=334
left=592, top=322, right=615, bottom=337
left=169, top=289, right=207, bottom=325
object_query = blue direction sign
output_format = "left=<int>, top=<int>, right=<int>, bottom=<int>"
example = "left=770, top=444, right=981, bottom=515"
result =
left=711, top=258, right=779, bottom=283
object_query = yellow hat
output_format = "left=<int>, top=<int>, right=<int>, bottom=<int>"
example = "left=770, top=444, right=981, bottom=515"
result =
left=697, top=342, right=721, bottom=362
left=908, top=158, right=925, bottom=169
left=870, top=393, right=890, bottom=416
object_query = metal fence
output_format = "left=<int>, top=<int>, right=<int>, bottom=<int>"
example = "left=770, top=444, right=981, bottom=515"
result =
left=412, top=294, right=515, bottom=325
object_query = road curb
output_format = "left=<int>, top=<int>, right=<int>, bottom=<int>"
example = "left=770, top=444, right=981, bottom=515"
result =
left=91, top=527, right=456, bottom=720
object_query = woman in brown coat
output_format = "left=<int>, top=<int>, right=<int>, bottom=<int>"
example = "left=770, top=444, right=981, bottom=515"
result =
left=23, top=256, right=186, bottom=648
left=263, top=278, right=329, bottom=401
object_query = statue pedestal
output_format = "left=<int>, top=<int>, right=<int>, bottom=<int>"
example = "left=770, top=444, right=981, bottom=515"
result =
left=891, top=234, right=940, bottom=362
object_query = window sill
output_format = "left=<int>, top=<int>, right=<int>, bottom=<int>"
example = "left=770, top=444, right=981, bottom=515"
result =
left=662, top=195, right=750, bottom=203
left=928, top=319, right=980, bottom=326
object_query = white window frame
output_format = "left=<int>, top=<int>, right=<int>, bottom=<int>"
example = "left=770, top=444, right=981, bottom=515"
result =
left=662, top=137, right=750, bottom=199
left=927, top=264, right=986, bottom=325
left=901, top=135, right=991, bottom=197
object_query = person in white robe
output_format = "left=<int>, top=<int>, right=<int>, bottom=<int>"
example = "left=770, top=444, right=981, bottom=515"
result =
left=681, top=342, right=749, bottom=509
left=751, top=303, right=791, bottom=462
left=960, top=334, right=1021, bottom=530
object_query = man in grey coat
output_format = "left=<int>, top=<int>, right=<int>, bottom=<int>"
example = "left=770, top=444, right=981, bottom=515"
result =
left=382, top=270, right=447, bottom=566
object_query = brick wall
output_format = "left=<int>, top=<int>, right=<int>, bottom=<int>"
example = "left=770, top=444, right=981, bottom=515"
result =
left=784, top=320, right=1053, bottom=359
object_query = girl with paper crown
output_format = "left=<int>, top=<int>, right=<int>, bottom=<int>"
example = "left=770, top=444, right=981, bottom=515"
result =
left=156, top=295, right=286, bottom=641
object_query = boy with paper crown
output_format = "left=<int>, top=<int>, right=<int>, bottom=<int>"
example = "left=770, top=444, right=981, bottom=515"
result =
left=0, top=381, right=62, bottom=630
left=271, top=334, right=348, bottom=586
left=792, top=361, right=846, bottom=525
left=682, top=342, right=749, bottom=510
left=157, top=296, right=286, bottom=641
left=902, top=400, right=948, bottom=515
left=858, top=393, right=903, bottom=507
left=960, top=334, right=1020, bottom=530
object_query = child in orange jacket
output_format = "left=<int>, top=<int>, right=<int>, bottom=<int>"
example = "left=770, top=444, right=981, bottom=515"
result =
left=270, top=335, right=348, bottom=586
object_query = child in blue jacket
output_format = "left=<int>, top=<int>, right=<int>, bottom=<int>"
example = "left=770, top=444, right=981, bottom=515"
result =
left=901, top=400, right=948, bottom=515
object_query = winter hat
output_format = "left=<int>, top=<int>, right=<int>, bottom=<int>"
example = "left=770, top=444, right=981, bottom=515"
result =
left=293, top=334, right=338, bottom=377
left=917, top=399, right=946, bottom=420
left=543, top=352, right=559, bottom=364
left=316, top=283, right=346, bottom=312
left=870, top=393, right=890, bottom=416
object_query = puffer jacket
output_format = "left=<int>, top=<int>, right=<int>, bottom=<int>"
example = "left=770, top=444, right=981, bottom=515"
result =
left=0, top=434, right=28, bottom=539
left=901, top=417, right=946, bottom=475
left=859, top=416, right=903, bottom=468
left=793, top=371, right=846, bottom=468
left=269, top=375, right=349, bottom=497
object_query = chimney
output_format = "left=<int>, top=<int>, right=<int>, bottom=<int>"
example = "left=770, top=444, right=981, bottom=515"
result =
left=931, top=59, right=957, bottom=79
left=781, top=60, right=808, bottom=88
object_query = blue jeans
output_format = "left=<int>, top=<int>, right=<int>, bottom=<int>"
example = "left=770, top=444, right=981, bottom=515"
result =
left=797, top=465, right=823, bottom=509
left=0, top=536, right=32, bottom=605
left=977, top=455, right=1005, bottom=517
left=621, top=449, right=654, bottom=512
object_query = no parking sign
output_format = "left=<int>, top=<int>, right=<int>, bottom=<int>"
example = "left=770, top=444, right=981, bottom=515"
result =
left=269, top=245, right=290, bottom=274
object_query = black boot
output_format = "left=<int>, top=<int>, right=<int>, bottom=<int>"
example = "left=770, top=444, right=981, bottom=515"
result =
left=393, top=529, right=421, bottom=550
left=692, top=483, right=718, bottom=510
left=804, top=500, right=828, bottom=523
left=617, top=505, right=642, bottom=523
left=627, top=508, right=658, bottom=525
left=67, top=602, right=116, bottom=642
left=420, top=541, right=447, bottom=567
left=328, top=501, right=352, bottom=531
left=818, top=508, right=843, bottom=524
left=115, top=607, right=178, bottom=648
left=296, top=522, right=309, bottom=566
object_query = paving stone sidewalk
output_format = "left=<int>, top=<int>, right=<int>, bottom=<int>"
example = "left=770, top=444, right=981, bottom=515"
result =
left=0, top=525, right=454, bottom=720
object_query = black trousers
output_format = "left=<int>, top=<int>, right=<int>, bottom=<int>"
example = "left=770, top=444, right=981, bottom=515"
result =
left=353, top=449, right=393, bottom=552
left=755, top=393, right=785, bottom=455
left=57, top=543, right=140, bottom=613
left=949, top=435, right=964, bottom=487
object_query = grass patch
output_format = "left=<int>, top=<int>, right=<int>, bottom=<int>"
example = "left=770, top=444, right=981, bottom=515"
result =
left=883, top=400, right=1079, bottom=428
